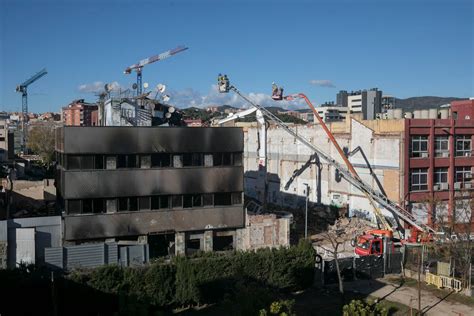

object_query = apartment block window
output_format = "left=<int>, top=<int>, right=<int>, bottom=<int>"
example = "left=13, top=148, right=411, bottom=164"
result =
left=182, top=153, right=203, bottom=167
left=410, top=168, right=428, bottom=191
left=139, top=197, right=150, bottom=210
left=455, top=136, right=472, bottom=157
left=455, top=166, right=472, bottom=183
left=118, top=198, right=128, bottom=211
left=82, top=199, right=93, bottom=214
left=411, top=136, right=429, bottom=158
left=434, top=168, right=448, bottom=185
left=93, top=199, right=105, bottom=214
left=233, top=153, right=243, bottom=166
left=68, top=200, right=81, bottom=214
left=434, top=136, right=449, bottom=157
left=151, top=196, right=170, bottom=209
left=106, top=156, right=117, bottom=169
left=192, top=194, right=203, bottom=207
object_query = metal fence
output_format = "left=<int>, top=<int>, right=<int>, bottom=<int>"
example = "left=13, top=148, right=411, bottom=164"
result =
left=45, top=242, right=149, bottom=270
left=319, top=252, right=403, bottom=284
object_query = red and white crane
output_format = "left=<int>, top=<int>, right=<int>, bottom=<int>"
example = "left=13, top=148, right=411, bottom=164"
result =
left=124, top=45, right=188, bottom=95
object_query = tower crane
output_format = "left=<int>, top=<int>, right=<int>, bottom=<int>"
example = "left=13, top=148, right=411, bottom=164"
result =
left=124, top=45, right=188, bottom=95
left=16, top=68, right=48, bottom=152
left=217, top=75, right=437, bottom=247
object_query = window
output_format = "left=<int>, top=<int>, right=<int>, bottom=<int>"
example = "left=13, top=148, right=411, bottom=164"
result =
left=140, top=155, right=151, bottom=168
left=67, top=155, right=81, bottom=170
left=129, top=197, right=138, bottom=211
left=151, top=153, right=171, bottom=167
left=139, top=197, right=150, bottom=210
left=214, top=193, right=232, bottom=206
left=151, top=196, right=160, bottom=210
left=183, top=195, right=193, bottom=208
left=411, top=136, right=429, bottom=158
left=82, top=199, right=93, bottom=214
left=68, top=200, right=81, bottom=214
left=127, top=155, right=137, bottom=168
left=106, top=199, right=117, bottom=213
left=118, top=198, right=128, bottom=211
left=93, top=199, right=104, bottom=213
left=160, top=196, right=169, bottom=209
left=106, top=156, right=116, bottom=169
left=456, top=166, right=472, bottom=183
left=192, top=153, right=203, bottom=166
left=231, top=192, right=242, bottom=205
left=192, top=194, right=203, bottom=207
left=233, top=153, right=243, bottom=166
left=203, top=194, right=213, bottom=206
left=95, top=155, right=104, bottom=169
left=204, top=154, right=213, bottom=167
left=117, top=155, right=127, bottom=168
left=455, top=136, right=471, bottom=157
left=173, top=155, right=183, bottom=168
left=410, top=168, right=428, bottom=191
left=434, top=168, right=448, bottom=185
left=434, top=136, right=449, bottom=157
left=172, top=195, right=183, bottom=208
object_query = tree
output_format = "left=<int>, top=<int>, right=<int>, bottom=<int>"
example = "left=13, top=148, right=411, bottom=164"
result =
left=429, top=189, right=473, bottom=291
left=314, top=217, right=367, bottom=295
left=27, top=125, right=56, bottom=164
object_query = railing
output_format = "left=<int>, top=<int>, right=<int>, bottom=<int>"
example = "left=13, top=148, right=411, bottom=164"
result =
left=426, top=272, right=463, bottom=292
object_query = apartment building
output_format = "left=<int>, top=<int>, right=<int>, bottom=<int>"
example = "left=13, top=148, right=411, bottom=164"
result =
left=405, top=102, right=474, bottom=228
left=62, top=100, right=98, bottom=126
left=55, top=126, right=244, bottom=255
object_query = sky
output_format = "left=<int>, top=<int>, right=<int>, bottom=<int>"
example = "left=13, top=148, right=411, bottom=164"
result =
left=0, top=0, right=473, bottom=113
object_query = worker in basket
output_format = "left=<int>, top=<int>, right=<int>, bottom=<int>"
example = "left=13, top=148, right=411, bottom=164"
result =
left=271, top=82, right=283, bottom=100
left=218, top=74, right=229, bottom=92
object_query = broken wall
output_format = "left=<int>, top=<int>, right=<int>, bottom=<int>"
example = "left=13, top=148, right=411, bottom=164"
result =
left=236, top=213, right=290, bottom=250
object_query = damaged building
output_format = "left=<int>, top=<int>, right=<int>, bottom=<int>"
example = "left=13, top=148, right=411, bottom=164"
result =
left=55, top=126, right=245, bottom=255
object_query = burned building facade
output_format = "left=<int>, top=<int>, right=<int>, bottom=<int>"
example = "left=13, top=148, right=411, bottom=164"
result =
left=55, top=126, right=244, bottom=255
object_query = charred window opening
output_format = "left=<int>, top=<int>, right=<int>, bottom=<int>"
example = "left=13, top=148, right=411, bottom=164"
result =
left=139, top=197, right=150, bottom=210
left=233, top=153, right=242, bottom=166
left=186, top=238, right=201, bottom=254
left=95, top=155, right=104, bottom=169
left=151, top=153, right=171, bottom=167
left=213, top=235, right=234, bottom=251
left=93, top=199, right=105, bottom=213
left=140, top=155, right=151, bottom=168
left=203, top=194, right=213, bottom=206
left=160, top=196, right=169, bottom=209
left=68, top=200, right=81, bottom=214
left=118, top=198, right=128, bottom=211
left=82, top=199, right=93, bottom=214
left=172, top=195, right=183, bottom=208
left=149, top=233, right=175, bottom=258
left=117, top=155, right=127, bottom=168
left=214, top=193, right=232, bottom=206
left=183, top=195, right=193, bottom=208
left=231, top=192, right=242, bottom=205
left=129, top=197, right=138, bottom=211
left=193, top=194, right=203, bottom=207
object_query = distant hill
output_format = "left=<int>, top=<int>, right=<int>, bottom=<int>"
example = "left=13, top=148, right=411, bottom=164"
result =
left=394, top=96, right=464, bottom=111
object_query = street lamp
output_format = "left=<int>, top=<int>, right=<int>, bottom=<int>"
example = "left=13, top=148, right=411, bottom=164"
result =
left=303, top=183, right=310, bottom=239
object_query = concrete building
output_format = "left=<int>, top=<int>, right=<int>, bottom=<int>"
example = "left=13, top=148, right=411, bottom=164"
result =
left=241, top=118, right=405, bottom=224
left=62, top=100, right=98, bottom=126
left=0, top=113, right=9, bottom=161
left=340, top=89, right=383, bottom=120
left=315, top=106, right=348, bottom=122
left=55, top=126, right=244, bottom=255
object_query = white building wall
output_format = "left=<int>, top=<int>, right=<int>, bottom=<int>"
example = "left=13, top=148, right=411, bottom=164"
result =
left=243, top=119, right=402, bottom=223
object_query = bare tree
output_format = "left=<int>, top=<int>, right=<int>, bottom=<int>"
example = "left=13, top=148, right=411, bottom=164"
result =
left=314, top=217, right=367, bottom=294
left=430, top=189, right=473, bottom=290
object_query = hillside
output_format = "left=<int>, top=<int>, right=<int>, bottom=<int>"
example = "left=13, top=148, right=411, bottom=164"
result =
left=393, top=96, right=464, bottom=111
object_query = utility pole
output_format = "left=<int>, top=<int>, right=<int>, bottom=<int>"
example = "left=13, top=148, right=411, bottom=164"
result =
left=417, top=246, right=421, bottom=315
left=304, top=183, right=310, bottom=239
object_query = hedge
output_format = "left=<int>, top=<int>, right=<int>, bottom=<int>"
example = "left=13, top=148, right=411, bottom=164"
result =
left=1, top=240, right=315, bottom=315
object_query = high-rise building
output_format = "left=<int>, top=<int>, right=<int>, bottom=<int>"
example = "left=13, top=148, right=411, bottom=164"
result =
left=338, top=89, right=383, bottom=120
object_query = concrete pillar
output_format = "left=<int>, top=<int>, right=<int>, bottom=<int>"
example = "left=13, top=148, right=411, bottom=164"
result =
left=203, top=230, right=213, bottom=252
left=175, top=232, right=186, bottom=256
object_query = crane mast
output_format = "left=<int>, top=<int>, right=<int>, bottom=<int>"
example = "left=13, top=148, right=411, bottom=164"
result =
left=217, top=75, right=436, bottom=239
left=16, top=68, right=48, bottom=152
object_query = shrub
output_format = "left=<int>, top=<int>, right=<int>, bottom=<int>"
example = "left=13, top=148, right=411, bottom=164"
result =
left=342, top=299, right=388, bottom=316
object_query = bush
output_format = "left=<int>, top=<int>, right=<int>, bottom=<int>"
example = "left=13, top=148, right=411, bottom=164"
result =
left=342, top=299, right=388, bottom=316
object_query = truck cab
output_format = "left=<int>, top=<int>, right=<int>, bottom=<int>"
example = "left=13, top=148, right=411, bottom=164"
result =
left=354, top=234, right=383, bottom=256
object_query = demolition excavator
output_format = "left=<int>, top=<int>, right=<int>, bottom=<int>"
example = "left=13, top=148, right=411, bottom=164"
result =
left=217, top=75, right=438, bottom=255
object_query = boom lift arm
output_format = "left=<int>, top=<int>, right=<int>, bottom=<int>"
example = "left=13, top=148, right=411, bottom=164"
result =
left=217, top=75, right=436, bottom=239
